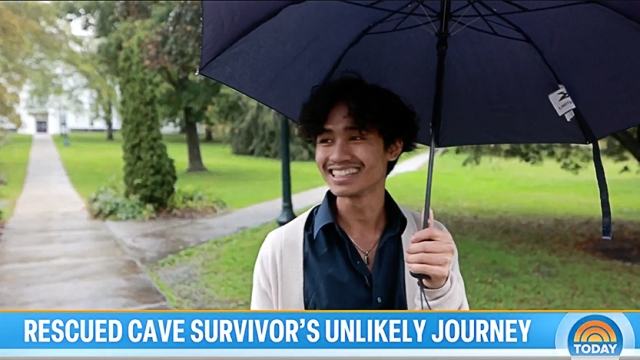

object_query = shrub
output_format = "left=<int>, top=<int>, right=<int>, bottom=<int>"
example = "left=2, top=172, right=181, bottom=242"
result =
left=118, top=31, right=177, bottom=210
left=87, top=181, right=156, bottom=221
left=162, top=188, right=227, bottom=216
left=87, top=180, right=227, bottom=221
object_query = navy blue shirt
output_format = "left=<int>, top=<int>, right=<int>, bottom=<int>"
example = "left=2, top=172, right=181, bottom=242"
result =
left=303, top=190, right=408, bottom=310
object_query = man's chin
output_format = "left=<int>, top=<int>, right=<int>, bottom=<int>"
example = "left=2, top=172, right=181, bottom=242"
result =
left=329, top=185, right=364, bottom=198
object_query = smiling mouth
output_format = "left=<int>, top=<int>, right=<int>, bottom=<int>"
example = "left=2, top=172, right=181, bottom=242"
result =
left=330, top=168, right=360, bottom=177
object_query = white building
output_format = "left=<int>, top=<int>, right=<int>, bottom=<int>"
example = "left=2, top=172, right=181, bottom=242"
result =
left=14, top=84, right=121, bottom=135
left=12, top=81, right=186, bottom=136
left=8, top=17, right=186, bottom=136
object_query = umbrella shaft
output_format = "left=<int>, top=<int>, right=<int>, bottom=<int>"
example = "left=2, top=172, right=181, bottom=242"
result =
left=422, top=0, right=452, bottom=230
left=422, top=136, right=437, bottom=229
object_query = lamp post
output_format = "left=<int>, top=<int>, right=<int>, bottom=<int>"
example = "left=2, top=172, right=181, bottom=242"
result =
left=60, top=108, right=70, bottom=147
left=276, top=116, right=296, bottom=226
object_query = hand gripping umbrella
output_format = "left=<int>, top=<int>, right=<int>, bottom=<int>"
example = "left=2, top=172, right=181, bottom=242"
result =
left=198, top=0, right=640, bottom=297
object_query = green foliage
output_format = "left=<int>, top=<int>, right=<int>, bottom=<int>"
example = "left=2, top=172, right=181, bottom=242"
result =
left=212, top=87, right=314, bottom=161
left=87, top=179, right=227, bottom=221
left=453, top=126, right=640, bottom=174
left=230, top=102, right=315, bottom=161
left=141, top=1, right=220, bottom=171
left=143, top=0, right=220, bottom=121
left=453, top=143, right=594, bottom=174
left=118, top=32, right=177, bottom=209
left=87, top=183, right=156, bottom=221
left=1, top=2, right=73, bottom=126
left=166, top=187, right=228, bottom=214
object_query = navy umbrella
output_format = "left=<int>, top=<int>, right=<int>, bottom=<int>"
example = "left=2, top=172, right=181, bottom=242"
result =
left=199, top=1, right=640, bottom=245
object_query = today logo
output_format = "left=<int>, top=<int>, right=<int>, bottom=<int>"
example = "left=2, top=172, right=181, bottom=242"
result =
left=567, top=315, right=623, bottom=357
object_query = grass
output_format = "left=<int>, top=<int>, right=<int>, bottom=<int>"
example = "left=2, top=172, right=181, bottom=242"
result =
left=390, top=150, right=640, bottom=220
left=149, top=152, right=640, bottom=310
left=53, top=132, right=326, bottom=209
left=0, top=134, right=32, bottom=221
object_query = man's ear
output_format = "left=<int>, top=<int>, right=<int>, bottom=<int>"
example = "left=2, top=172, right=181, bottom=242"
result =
left=387, top=140, right=403, bottom=161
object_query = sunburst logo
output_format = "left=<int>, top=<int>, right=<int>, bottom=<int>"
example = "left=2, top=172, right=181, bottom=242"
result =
left=568, top=315, right=623, bottom=357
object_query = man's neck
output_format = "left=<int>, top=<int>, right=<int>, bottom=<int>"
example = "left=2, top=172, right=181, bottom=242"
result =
left=334, top=186, right=387, bottom=241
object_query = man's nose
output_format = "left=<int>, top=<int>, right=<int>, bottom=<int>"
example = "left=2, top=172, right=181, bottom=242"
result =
left=329, top=139, right=351, bottom=162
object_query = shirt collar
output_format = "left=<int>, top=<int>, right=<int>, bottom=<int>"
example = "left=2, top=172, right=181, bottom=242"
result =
left=313, top=190, right=405, bottom=239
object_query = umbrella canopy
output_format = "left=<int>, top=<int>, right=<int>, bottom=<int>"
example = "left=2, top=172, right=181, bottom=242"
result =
left=199, top=0, right=640, bottom=241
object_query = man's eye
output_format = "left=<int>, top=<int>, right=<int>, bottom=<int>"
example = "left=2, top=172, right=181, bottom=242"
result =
left=317, top=138, right=332, bottom=144
left=351, top=136, right=363, bottom=141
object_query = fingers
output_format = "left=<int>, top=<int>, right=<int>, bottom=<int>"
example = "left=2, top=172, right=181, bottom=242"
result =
left=406, top=252, right=451, bottom=267
left=410, top=226, right=451, bottom=244
left=420, top=208, right=435, bottom=228
left=406, top=263, right=449, bottom=280
left=406, top=240, right=455, bottom=255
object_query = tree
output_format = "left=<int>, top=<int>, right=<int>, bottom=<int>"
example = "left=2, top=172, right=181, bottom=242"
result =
left=56, top=1, right=152, bottom=141
left=142, top=0, right=220, bottom=172
left=606, top=128, right=640, bottom=165
left=453, top=126, right=640, bottom=173
left=118, top=31, right=177, bottom=209
left=214, top=86, right=315, bottom=161
left=59, top=1, right=219, bottom=169
left=0, top=2, right=71, bottom=128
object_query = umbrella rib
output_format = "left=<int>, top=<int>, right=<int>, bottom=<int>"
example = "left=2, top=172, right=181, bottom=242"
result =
left=470, top=1, right=498, bottom=35
left=369, top=20, right=526, bottom=43
left=455, top=2, right=588, bottom=18
left=322, top=1, right=413, bottom=84
left=342, top=1, right=587, bottom=19
left=342, top=0, right=439, bottom=21
left=485, top=18, right=519, bottom=32
left=475, top=1, right=562, bottom=84
left=450, top=1, right=475, bottom=15
left=502, top=0, right=529, bottom=12
left=392, top=3, right=422, bottom=31
left=448, top=0, right=475, bottom=34
left=417, top=1, right=439, bottom=33
left=591, top=2, right=640, bottom=27
left=451, top=18, right=499, bottom=38
left=199, top=1, right=305, bottom=74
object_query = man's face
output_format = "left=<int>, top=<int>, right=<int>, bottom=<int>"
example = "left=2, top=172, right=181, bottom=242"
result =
left=315, top=102, right=402, bottom=198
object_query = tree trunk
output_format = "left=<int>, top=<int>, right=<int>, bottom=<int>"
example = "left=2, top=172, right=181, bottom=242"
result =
left=105, top=101, right=114, bottom=141
left=184, top=108, right=207, bottom=172
left=204, top=127, right=213, bottom=142
left=612, top=129, right=640, bottom=163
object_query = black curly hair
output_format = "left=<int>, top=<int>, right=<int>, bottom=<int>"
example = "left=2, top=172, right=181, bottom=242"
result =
left=298, top=73, right=420, bottom=175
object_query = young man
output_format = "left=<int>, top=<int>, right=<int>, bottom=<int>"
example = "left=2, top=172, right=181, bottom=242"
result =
left=250, top=75, right=469, bottom=310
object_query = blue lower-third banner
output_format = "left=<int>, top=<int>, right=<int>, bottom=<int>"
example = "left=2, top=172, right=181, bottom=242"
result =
left=0, top=311, right=638, bottom=357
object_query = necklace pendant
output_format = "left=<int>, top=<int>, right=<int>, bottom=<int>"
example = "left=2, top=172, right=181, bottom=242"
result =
left=364, top=253, right=369, bottom=265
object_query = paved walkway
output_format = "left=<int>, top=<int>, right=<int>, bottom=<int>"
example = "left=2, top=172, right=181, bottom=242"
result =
left=107, top=151, right=431, bottom=265
left=0, top=135, right=430, bottom=309
left=0, top=135, right=169, bottom=310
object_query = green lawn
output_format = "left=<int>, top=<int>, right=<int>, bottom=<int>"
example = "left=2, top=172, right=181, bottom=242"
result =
left=0, top=134, right=32, bottom=221
left=149, top=152, right=640, bottom=310
left=54, top=132, right=326, bottom=209
left=390, top=150, right=640, bottom=220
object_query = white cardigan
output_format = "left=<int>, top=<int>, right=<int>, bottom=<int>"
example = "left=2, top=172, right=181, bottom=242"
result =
left=250, top=205, right=470, bottom=310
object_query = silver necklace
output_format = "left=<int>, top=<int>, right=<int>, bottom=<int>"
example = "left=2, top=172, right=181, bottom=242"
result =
left=347, top=235, right=381, bottom=265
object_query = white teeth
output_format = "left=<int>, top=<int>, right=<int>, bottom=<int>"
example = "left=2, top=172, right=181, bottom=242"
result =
left=331, top=168, right=359, bottom=177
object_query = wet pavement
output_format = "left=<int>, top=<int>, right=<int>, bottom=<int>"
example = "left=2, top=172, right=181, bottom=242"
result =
left=107, top=151, right=432, bottom=265
left=0, top=135, right=431, bottom=309
left=0, top=135, right=169, bottom=310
